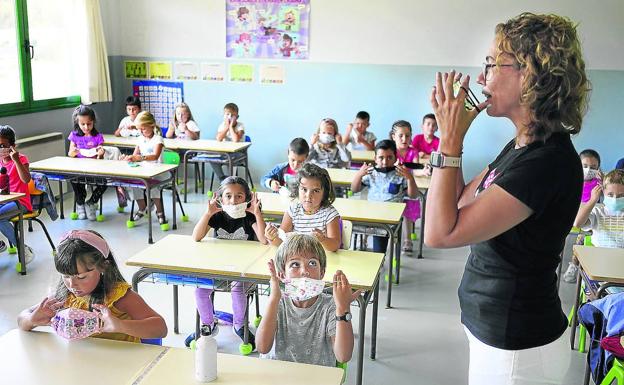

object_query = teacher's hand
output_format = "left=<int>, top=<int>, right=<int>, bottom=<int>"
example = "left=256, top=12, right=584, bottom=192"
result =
left=430, top=71, right=489, bottom=156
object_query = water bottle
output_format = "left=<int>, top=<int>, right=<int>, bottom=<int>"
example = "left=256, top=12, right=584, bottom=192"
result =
left=195, top=325, right=217, bottom=382
left=0, top=167, right=9, bottom=195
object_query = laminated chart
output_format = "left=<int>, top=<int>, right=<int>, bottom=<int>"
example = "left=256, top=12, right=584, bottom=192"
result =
left=132, top=80, right=184, bottom=137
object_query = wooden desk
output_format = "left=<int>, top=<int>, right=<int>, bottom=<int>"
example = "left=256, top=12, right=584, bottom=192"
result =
left=326, top=167, right=431, bottom=190
left=0, top=329, right=166, bottom=385
left=139, top=344, right=344, bottom=385
left=30, top=156, right=178, bottom=244
left=102, top=134, right=140, bottom=148
left=258, top=191, right=404, bottom=309
left=0, top=193, right=26, bottom=274
left=127, top=234, right=383, bottom=385
left=350, top=150, right=374, bottom=163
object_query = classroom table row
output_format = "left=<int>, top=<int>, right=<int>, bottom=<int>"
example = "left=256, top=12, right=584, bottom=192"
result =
left=126, top=234, right=384, bottom=385
left=0, top=329, right=344, bottom=385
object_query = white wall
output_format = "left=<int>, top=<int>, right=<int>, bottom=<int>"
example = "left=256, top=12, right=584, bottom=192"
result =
left=103, top=0, right=624, bottom=69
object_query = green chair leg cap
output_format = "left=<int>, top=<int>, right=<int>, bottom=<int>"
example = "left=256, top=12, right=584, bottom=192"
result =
left=239, top=343, right=253, bottom=356
left=392, top=258, right=397, bottom=269
left=206, top=191, right=213, bottom=198
left=410, top=233, right=418, bottom=241
left=96, top=214, right=105, bottom=222
left=181, top=215, right=189, bottom=222
left=384, top=273, right=389, bottom=282
left=126, top=220, right=135, bottom=228
left=347, top=190, right=354, bottom=197
left=70, top=212, right=79, bottom=220
left=179, top=188, right=186, bottom=194
left=253, top=316, right=262, bottom=328
left=8, top=246, right=17, bottom=254
left=117, top=206, right=125, bottom=213
left=198, top=181, right=204, bottom=188
left=189, top=339, right=197, bottom=351
left=177, top=178, right=183, bottom=185
left=160, top=223, right=170, bottom=231
left=15, top=262, right=23, bottom=273
left=251, top=187, right=257, bottom=193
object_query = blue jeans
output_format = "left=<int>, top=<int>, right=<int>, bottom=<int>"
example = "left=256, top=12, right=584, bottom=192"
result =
left=0, top=201, right=22, bottom=245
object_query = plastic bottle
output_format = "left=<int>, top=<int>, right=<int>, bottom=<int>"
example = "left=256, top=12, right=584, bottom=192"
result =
left=0, top=167, right=9, bottom=195
left=195, top=325, right=217, bottom=382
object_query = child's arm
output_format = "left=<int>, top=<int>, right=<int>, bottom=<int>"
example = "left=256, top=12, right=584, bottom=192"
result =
left=166, top=123, right=176, bottom=138
left=397, top=164, right=418, bottom=199
left=265, top=212, right=293, bottom=246
left=184, top=121, right=200, bottom=140
left=356, top=132, right=375, bottom=151
left=350, top=163, right=369, bottom=193
left=215, top=122, right=228, bottom=142
left=331, top=270, right=362, bottom=363
left=256, top=259, right=281, bottom=354
left=192, top=197, right=220, bottom=241
left=68, top=141, right=80, bottom=158
left=261, top=164, right=285, bottom=192
left=343, top=123, right=354, bottom=145
left=574, top=184, right=601, bottom=228
left=229, top=123, right=244, bottom=142
left=10, top=147, right=31, bottom=183
left=121, top=145, right=141, bottom=161
left=17, top=297, right=64, bottom=331
left=249, top=192, right=268, bottom=244
left=312, top=216, right=341, bottom=252
left=93, top=290, right=167, bottom=339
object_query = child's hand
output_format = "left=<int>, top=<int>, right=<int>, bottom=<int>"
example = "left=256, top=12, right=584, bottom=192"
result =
left=356, top=131, right=365, bottom=143
left=395, top=164, right=414, bottom=180
left=418, top=151, right=426, bottom=159
left=310, top=133, right=319, bottom=145
left=96, top=146, right=105, bottom=158
left=270, top=180, right=281, bottom=192
left=30, top=297, right=63, bottom=327
left=248, top=192, right=262, bottom=215
left=590, top=184, right=603, bottom=203
left=356, top=162, right=371, bottom=178
left=69, top=148, right=80, bottom=157
left=92, top=304, right=123, bottom=333
left=207, top=197, right=221, bottom=216
left=268, top=259, right=281, bottom=299
left=312, top=228, right=326, bottom=242
left=332, top=270, right=362, bottom=313
left=9, top=146, right=20, bottom=162
left=424, top=163, right=432, bottom=177
left=265, top=223, right=278, bottom=242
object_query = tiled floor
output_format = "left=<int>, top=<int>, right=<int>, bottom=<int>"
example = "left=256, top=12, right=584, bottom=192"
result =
left=0, top=190, right=587, bottom=384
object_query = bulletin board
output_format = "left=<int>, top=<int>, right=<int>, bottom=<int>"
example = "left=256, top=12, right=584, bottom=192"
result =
left=132, top=80, right=184, bottom=136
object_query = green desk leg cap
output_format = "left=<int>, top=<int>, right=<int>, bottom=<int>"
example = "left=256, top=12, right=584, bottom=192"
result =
left=180, top=188, right=186, bottom=194
left=251, top=187, right=257, bottom=193
left=52, top=250, right=57, bottom=257
left=8, top=246, right=17, bottom=254
left=347, top=190, right=353, bottom=197
left=181, top=215, right=189, bottom=222
left=198, top=181, right=204, bottom=188
left=70, top=212, right=79, bottom=220
left=206, top=191, right=214, bottom=198
left=410, top=233, right=418, bottom=241
left=392, top=258, right=397, bottom=269
left=239, top=343, right=253, bottom=356
left=160, top=223, right=170, bottom=231
left=117, top=206, right=125, bottom=213
left=384, top=273, right=389, bottom=282
left=126, top=220, right=135, bottom=228
left=253, top=316, right=262, bottom=328
left=96, top=214, right=105, bottom=222
left=15, top=262, right=23, bottom=273
left=189, top=339, right=197, bottom=351
left=177, top=178, right=183, bottom=185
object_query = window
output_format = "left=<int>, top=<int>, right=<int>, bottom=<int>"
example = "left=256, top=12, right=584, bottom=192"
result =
left=0, top=0, right=81, bottom=117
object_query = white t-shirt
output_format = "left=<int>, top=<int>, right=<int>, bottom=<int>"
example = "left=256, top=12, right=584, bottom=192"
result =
left=346, top=130, right=376, bottom=151
left=138, top=134, right=164, bottom=163
left=582, top=203, right=624, bottom=248
left=118, top=116, right=141, bottom=137
left=217, top=121, right=246, bottom=142
left=174, top=120, right=200, bottom=139
left=287, top=202, right=340, bottom=235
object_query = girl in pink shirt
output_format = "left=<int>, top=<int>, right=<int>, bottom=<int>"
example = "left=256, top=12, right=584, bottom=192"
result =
left=411, top=113, right=440, bottom=161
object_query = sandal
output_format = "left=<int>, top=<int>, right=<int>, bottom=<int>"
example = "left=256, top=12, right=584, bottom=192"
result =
left=132, top=210, right=145, bottom=222
left=156, top=212, right=168, bottom=225
left=401, top=242, right=413, bottom=252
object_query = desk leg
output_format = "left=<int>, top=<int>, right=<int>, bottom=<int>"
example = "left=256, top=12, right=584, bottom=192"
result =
left=570, top=267, right=582, bottom=349
left=395, top=222, right=402, bottom=285
left=227, top=154, right=234, bottom=176
left=386, top=224, right=394, bottom=309
left=171, top=170, right=177, bottom=230
left=173, top=284, right=179, bottom=334
left=371, top=278, right=379, bottom=360
left=146, top=183, right=154, bottom=244
left=183, top=152, right=189, bottom=203
left=418, top=190, right=427, bottom=259
left=58, top=180, right=65, bottom=219
left=17, top=210, right=25, bottom=275
left=356, top=295, right=367, bottom=385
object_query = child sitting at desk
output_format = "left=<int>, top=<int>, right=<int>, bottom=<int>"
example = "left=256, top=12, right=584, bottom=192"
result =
left=68, top=105, right=107, bottom=221
left=351, top=139, right=418, bottom=253
left=411, top=113, right=439, bottom=161
left=17, top=230, right=167, bottom=342
left=261, top=137, right=309, bottom=193
left=308, top=118, right=351, bottom=169
left=166, top=102, right=200, bottom=140
left=265, top=163, right=342, bottom=252
left=212, top=102, right=246, bottom=181
left=189, top=176, right=267, bottom=349
left=0, top=125, right=33, bottom=263
left=343, top=111, right=376, bottom=152
left=256, top=234, right=359, bottom=366
left=114, top=96, right=142, bottom=137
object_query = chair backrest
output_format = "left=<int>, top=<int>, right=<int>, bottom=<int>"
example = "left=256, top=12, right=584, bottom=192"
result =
left=244, top=135, right=251, bottom=143
left=340, top=219, right=352, bottom=250
left=140, top=338, right=163, bottom=346
left=162, top=150, right=180, bottom=165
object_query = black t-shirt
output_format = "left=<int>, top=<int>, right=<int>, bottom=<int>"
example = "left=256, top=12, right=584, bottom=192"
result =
left=458, top=132, right=582, bottom=350
left=208, top=211, right=257, bottom=241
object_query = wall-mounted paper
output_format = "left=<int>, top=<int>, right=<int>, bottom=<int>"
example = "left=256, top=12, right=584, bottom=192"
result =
left=200, top=63, right=225, bottom=82
left=259, top=64, right=286, bottom=85
left=149, top=62, right=173, bottom=80
left=174, top=62, right=199, bottom=80
left=229, top=63, right=254, bottom=83
left=124, top=61, right=148, bottom=79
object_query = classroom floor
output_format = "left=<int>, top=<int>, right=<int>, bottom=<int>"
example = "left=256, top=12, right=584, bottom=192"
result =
left=0, top=189, right=588, bottom=385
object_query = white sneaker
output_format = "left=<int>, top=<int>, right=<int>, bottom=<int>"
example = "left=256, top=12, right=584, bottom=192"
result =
left=23, top=245, right=34, bottom=265
left=563, top=263, right=578, bottom=283
left=76, top=204, right=87, bottom=220
left=86, top=202, right=98, bottom=221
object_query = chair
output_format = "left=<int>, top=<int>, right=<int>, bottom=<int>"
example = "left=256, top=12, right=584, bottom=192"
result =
left=8, top=180, right=57, bottom=273
left=341, top=219, right=353, bottom=250
left=601, top=358, right=624, bottom=385
left=568, top=235, right=595, bottom=352
left=140, top=338, right=163, bottom=346
left=204, top=135, right=254, bottom=191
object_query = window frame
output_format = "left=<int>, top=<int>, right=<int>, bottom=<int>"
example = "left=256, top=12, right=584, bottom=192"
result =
left=0, top=0, right=81, bottom=118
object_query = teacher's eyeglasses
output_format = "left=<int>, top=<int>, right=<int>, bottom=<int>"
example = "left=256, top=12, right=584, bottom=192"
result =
left=482, top=62, right=517, bottom=84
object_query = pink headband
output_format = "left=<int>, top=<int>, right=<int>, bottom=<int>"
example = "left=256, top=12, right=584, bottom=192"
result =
left=60, top=230, right=110, bottom=259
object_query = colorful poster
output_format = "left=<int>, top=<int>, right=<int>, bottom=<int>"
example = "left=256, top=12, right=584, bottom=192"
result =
left=259, top=64, right=285, bottom=85
left=174, top=62, right=199, bottom=80
left=200, top=63, right=225, bottom=82
left=124, top=61, right=148, bottom=79
left=229, top=64, right=254, bottom=83
left=132, top=80, right=184, bottom=137
left=149, top=62, right=173, bottom=80
left=226, top=0, right=310, bottom=59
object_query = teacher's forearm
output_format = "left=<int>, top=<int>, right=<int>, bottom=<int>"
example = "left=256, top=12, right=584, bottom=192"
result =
left=425, top=166, right=461, bottom=248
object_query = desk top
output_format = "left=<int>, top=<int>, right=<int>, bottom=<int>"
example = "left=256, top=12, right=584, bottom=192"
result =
left=326, top=167, right=431, bottom=189
left=0, top=192, right=25, bottom=204
left=102, top=134, right=139, bottom=148
left=0, top=329, right=165, bottom=385
left=573, top=245, right=624, bottom=284
left=30, top=156, right=176, bottom=179
left=350, top=150, right=374, bottom=163
left=126, top=234, right=270, bottom=277
left=102, top=135, right=250, bottom=153
left=244, top=246, right=383, bottom=290
left=139, top=345, right=344, bottom=385
left=257, top=191, right=405, bottom=225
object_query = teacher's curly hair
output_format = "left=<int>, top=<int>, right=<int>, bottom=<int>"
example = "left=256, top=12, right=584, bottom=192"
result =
left=495, top=13, right=591, bottom=138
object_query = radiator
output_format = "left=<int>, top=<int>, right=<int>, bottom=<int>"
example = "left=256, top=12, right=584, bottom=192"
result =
left=17, top=132, right=67, bottom=197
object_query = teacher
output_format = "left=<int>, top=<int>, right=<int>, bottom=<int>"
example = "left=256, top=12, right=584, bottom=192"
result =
left=425, top=13, right=590, bottom=384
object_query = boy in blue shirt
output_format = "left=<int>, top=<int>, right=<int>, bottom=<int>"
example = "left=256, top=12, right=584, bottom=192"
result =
left=261, top=138, right=309, bottom=192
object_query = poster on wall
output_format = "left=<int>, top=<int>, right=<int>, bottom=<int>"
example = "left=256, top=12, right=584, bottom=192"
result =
left=229, top=63, right=254, bottom=83
left=201, top=63, right=226, bottom=82
left=149, top=62, right=173, bottom=80
left=226, top=0, right=310, bottom=59
left=259, top=64, right=285, bottom=84
left=132, top=80, right=183, bottom=136
left=174, top=62, right=199, bottom=80
left=124, top=61, right=148, bottom=79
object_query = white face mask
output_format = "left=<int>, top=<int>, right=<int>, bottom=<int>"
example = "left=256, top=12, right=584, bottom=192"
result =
left=282, top=277, right=325, bottom=301
left=318, top=133, right=335, bottom=144
left=221, top=201, right=248, bottom=219
left=583, top=167, right=598, bottom=181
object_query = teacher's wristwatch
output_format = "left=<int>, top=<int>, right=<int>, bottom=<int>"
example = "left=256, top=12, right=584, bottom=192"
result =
left=430, top=151, right=462, bottom=168
left=336, top=312, right=352, bottom=322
